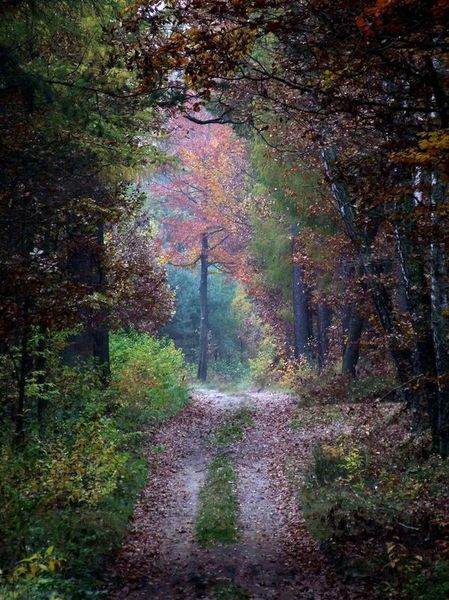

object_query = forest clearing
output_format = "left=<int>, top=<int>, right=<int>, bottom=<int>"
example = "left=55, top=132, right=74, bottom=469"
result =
left=1, top=1, right=449, bottom=599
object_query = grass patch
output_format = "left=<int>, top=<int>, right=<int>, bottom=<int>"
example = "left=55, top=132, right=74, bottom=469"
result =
left=195, top=454, right=240, bottom=546
left=208, top=408, right=254, bottom=447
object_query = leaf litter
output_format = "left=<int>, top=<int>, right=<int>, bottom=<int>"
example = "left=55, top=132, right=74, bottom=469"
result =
left=108, top=389, right=375, bottom=599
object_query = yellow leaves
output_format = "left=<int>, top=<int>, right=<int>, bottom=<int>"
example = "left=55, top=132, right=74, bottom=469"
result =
left=39, top=420, right=127, bottom=509
left=419, top=129, right=449, bottom=151
left=321, top=443, right=344, bottom=460
left=12, top=546, right=65, bottom=581
left=385, top=541, right=425, bottom=576
left=392, top=129, right=449, bottom=173
left=320, top=69, right=338, bottom=91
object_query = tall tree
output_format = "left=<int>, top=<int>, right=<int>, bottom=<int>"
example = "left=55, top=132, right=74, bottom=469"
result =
left=153, top=113, right=249, bottom=380
left=0, top=0, right=169, bottom=439
left=130, top=0, right=449, bottom=453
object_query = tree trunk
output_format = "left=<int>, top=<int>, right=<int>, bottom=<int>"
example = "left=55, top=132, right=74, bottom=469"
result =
left=92, top=223, right=110, bottom=384
left=197, top=233, right=209, bottom=381
left=291, top=224, right=312, bottom=362
left=64, top=223, right=110, bottom=382
left=317, top=302, right=332, bottom=369
left=342, top=307, right=364, bottom=376
left=395, top=216, right=438, bottom=442
left=361, top=246, right=416, bottom=405
left=36, top=332, right=48, bottom=426
left=322, top=147, right=417, bottom=407
left=15, top=297, right=30, bottom=444
left=430, top=175, right=449, bottom=456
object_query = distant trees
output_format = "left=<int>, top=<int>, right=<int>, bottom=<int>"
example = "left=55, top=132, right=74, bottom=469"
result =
left=131, top=0, right=449, bottom=454
left=162, top=266, right=256, bottom=371
left=248, top=138, right=340, bottom=367
left=153, top=114, right=249, bottom=380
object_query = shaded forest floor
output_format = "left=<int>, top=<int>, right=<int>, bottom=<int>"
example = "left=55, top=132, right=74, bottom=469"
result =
left=108, top=389, right=374, bottom=599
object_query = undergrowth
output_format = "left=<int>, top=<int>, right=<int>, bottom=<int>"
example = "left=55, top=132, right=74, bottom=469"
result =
left=0, top=332, right=189, bottom=599
left=300, top=403, right=449, bottom=598
left=211, top=581, right=250, bottom=599
left=296, top=369, right=396, bottom=407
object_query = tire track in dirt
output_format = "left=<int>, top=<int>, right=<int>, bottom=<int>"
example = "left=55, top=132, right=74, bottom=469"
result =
left=108, top=389, right=373, bottom=599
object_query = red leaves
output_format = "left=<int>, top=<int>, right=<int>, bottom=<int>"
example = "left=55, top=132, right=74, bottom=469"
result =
left=153, top=111, right=249, bottom=273
left=107, top=224, right=174, bottom=333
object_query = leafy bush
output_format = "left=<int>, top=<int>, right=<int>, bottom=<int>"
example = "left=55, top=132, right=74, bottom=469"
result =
left=110, top=332, right=189, bottom=425
left=277, top=355, right=314, bottom=392
left=403, top=560, right=449, bottom=600
left=38, top=417, right=129, bottom=508
left=248, top=332, right=277, bottom=387
left=301, top=420, right=449, bottom=598
left=0, top=332, right=189, bottom=598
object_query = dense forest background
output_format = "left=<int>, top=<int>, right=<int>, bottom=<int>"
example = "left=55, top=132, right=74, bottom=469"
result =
left=1, top=1, right=449, bottom=598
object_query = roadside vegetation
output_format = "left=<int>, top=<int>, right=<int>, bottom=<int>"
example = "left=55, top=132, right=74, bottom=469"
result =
left=0, top=333, right=189, bottom=599
left=282, top=390, right=449, bottom=600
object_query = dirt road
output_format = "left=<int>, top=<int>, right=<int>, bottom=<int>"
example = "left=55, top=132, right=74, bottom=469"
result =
left=109, top=389, right=370, bottom=599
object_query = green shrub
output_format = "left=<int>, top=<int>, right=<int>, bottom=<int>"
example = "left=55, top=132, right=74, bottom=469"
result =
left=404, top=560, right=449, bottom=600
left=301, top=432, right=449, bottom=597
left=0, top=332, right=189, bottom=598
left=110, top=332, right=189, bottom=426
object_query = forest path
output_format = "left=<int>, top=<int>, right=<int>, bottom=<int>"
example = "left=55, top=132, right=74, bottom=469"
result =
left=109, top=389, right=369, bottom=599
